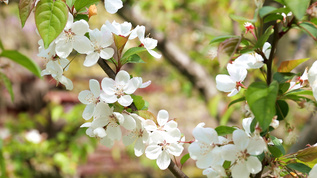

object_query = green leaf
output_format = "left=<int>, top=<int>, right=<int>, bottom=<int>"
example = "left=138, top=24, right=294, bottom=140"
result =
left=259, top=6, right=278, bottom=18
left=279, top=82, right=290, bottom=94
left=0, top=72, right=14, bottom=101
left=268, top=145, right=283, bottom=158
left=74, top=14, right=89, bottom=22
left=271, top=135, right=285, bottom=155
left=273, top=72, right=296, bottom=83
left=66, top=0, right=75, bottom=7
left=223, top=161, right=231, bottom=169
left=0, top=139, right=7, bottom=178
left=285, top=89, right=313, bottom=96
left=131, top=95, right=146, bottom=110
left=284, top=0, right=310, bottom=20
left=298, top=22, right=317, bottom=40
left=113, top=34, right=129, bottom=55
left=74, top=0, right=99, bottom=12
left=278, top=58, right=310, bottom=72
left=274, top=0, right=285, bottom=5
left=286, top=163, right=311, bottom=174
left=121, top=47, right=147, bottom=62
left=35, top=0, right=68, bottom=48
left=245, top=81, right=279, bottom=130
left=209, top=35, right=239, bottom=44
left=180, top=153, right=190, bottom=165
left=228, top=97, right=245, bottom=108
left=215, top=126, right=236, bottom=136
left=297, top=145, right=317, bottom=163
left=19, top=0, right=36, bottom=27
left=229, top=14, right=256, bottom=23
left=0, top=50, right=41, bottom=78
left=124, top=54, right=145, bottom=64
left=276, top=100, right=289, bottom=121
left=255, top=26, right=274, bottom=49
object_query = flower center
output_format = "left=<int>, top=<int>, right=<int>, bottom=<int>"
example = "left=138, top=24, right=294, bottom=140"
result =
left=236, top=149, right=250, bottom=164
left=64, top=29, right=75, bottom=42
left=158, top=140, right=170, bottom=150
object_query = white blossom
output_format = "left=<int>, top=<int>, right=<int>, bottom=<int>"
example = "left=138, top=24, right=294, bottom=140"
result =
left=84, top=27, right=114, bottom=67
left=203, top=166, right=227, bottom=178
left=145, top=131, right=184, bottom=170
left=289, top=68, right=308, bottom=91
left=78, top=79, right=101, bottom=120
left=41, top=60, right=73, bottom=90
left=216, top=64, right=247, bottom=96
left=105, top=20, right=132, bottom=37
left=308, top=61, right=317, bottom=101
left=100, top=70, right=142, bottom=106
left=221, top=129, right=266, bottom=178
left=188, top=123, right=225, bottom=169
left=55, top=13, right=93, bottom=58
left=309, top=164, right=317, bottom=178
left=104, top=0, right=123, bottom=14
left=130, top=25, right=161, bottom=58
left=122, top=114, right=149, bottom=157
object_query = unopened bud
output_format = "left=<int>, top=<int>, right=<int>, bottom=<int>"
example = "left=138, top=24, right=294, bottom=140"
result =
left=88, top=4, right=98, bottom=19
left=244, top=22, right=254, bottom=34
left=307, top=2, right=317, bottom=18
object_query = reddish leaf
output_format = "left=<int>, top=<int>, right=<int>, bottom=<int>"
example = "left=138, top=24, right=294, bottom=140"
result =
left=217, top=37, right=241, bottom=68
left=296, top=146, right=317, bottom=163
left=278, top=58, right=309, bottom=72
left=19, top=0, right=36, bottom=27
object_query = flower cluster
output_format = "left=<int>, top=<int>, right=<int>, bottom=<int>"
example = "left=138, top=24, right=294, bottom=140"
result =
left=189, top=122, right=267, bottom=178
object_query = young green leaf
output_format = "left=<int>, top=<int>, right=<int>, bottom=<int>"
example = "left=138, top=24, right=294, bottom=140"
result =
left=286, top=163, right=311, bottom=174
left=284, top=0, right=310, bottom=20
left=35, top=0, right=68, bottom=48
left=259, top=6, right=277, bottom=18
left=19, top=0, right=36, bottom=27
left=209, top=35, right=239, bottom=45
left=122, top=54, right=145, bottom=65
left=121, top=47, right=147, bottom=62
left=268, top=145, right=283, bottom=158
left=255, top=26, right=274, bottom=49
left=278, top=58, right=310, bottom=72
left=298, top=22, right=317, bottom=41
left=0, top=50, right=41, bottom=78
left=273, top=72, right=296, bottom=83
left=245, top=81, right=279, bottom=130
left=113, top=34, right=129, bottom=55
left=271, top=135, right=285, bottom=155
left=229, top=14, right=256, bottom=23
left=131, top=95, right=146, bottom=110
left=276, top=100, right=289, bottom=121
left=228, top=97, right=245, bottom=108
left=215, top=126, right=236, bottom=136
left=74, top=0, right=99, bottom=12
left=0, top=72, right=14, bottom=101
left=180, top=153, right=190, bottom=166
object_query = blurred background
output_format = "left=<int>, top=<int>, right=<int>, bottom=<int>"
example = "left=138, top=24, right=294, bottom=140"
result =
left=0, top=0, right=317, bottom=177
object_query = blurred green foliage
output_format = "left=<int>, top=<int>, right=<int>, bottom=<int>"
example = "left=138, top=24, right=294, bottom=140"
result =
left=1, top=104, right=97, bottom=177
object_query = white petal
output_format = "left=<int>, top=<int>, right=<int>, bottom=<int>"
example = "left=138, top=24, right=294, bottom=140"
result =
left=216, top=74, right=235, bottom=92
left=233, top=129, right=249, bottom=151
left=100, top=48, right=114, bottom=59
left=157, top=110, right=169, bottom=127
left=309, top=164, right=317, bottom=178
left=118, top=95, right=133, bottom=107
left=156, top=151, right=171, bottom=170
left=134, top=138, right=145, bottom=157
left=167, top=143, right=183, bottom=156
left=147, top=49, right=162, bottom=58
left=78, top=90, right=93, bottom=104
left=124, top=78, right=139, bottom=94
left=106, top=125, right=121, bottom=141
left=122, top=113, right=136, bottom=130
left=72, top=20, right=89, bottom=35
left=73, top=36, right=93, bottom=54
left=145, top=144, right=162, bottom=160
left=122, top=134, right=135, bottom=146
left=101, top=78, right=116, bottom=95
left=100, top=136, right=114, bottom=148
left=143, top=38, right=158, bottom=49
left=80, top=122, right=91, bottom=128
left=84, top=52, right=100, bottom=67
left=192, top=124, right=218, bottom=144
left=196, top=151, right=214, bottom=169
left=59, top=76, right=73, bottom=90
left=221, top=144, right=238, bottom=162
left=115, top=70, right=130, bottom=85
left=231, top=163, right=249, bottom=178
left=55, top=39, right=73, bottom=58
left=100, top=92, right=118, bottom=104
left=93, top=127, right=107, bottom=138
left=246, top=156, right=262, bottom=174
left=164, top=120, right=178, bottom=131
left=89, top=79, right=100, bottom=97
left=248, top=136, right=266, bottom=155
left=82, top=104, right=95, bottom=120
left=104, top=0, right=123, bottom=14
